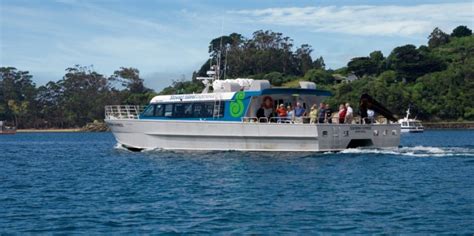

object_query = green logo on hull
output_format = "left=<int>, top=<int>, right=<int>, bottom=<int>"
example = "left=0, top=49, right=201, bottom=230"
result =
left=230, top=91, right=245, bottom=118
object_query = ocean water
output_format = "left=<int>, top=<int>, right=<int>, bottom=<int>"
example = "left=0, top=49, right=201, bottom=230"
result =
left=0, top=130, right=473, bottom=234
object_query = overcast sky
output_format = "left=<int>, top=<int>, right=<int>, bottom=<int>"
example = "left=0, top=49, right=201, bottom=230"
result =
left=1, top=0, right=473, bottom=91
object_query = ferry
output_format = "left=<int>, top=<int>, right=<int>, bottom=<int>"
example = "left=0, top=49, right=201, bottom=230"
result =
left=105, top=71, right=401, bottom=152
left=398, top=108, right=424, bottom=133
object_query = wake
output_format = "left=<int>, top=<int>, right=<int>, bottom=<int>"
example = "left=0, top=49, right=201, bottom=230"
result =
left=339, top=146, right=474, bottom=157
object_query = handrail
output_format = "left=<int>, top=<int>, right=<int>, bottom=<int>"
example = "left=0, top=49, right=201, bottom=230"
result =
left=105, top=105, right=145, bottom=120
left=242, top=116, right=389, bottom=125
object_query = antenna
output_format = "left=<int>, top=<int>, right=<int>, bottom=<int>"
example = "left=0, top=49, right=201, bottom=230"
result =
left=197, top=18, right=226, bottom=93
left=224, top=47, right=228, bottom=80
left=217, top=17, right=225, bottom=80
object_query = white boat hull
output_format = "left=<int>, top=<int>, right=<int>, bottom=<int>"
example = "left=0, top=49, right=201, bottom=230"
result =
left=106, top=119, right=401, bottom=152
left=400, top=127, right=424, bottom=133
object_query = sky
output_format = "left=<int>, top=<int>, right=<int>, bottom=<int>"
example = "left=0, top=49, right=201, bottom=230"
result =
left=1, top=0, right=473, bottom=91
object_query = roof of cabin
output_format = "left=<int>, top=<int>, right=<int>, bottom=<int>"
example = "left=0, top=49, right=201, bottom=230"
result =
left=149, top=88, right=332, bottom=104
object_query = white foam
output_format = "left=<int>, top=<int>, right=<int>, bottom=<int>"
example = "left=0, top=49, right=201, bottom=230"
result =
left=113, top=143, right=128, bottom=150
left=339, top=146, right=474, bottom=157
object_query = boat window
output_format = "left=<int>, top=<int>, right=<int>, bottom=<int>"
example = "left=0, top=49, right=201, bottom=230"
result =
left=142, top=105, right=155, bottom=117
left=173, top=103, right=194, bottom=118
left=193, top=103, right=204, bottom=117
left=213, top=103, right=225, bottom=118
left=322, top=131, right=328, bottom=136
left=152, top=102, right=225, bottom=118
left=203, top=103, right=215, bottom=117
left=402, top=122, right=408, bottom=126
left=415, top=122, right=422, bottom=127
left=409, top=122, right=415, bottom=127
left=164, top=104, right=173, bottom=117
left=155, top=104, right=164, bottom=117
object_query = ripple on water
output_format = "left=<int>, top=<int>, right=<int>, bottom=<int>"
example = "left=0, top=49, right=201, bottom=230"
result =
left=0, top=131, right=473, bottom=233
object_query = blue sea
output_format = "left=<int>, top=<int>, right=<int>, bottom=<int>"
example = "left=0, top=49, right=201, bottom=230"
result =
left=1, top=130, right=473, bottom=234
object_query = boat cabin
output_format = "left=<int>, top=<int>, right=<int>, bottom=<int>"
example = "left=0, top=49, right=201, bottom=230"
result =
left=139, top=79, right=331, bottom=122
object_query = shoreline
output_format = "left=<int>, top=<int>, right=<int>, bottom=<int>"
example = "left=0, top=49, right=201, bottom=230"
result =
left=17, top=128, right=83, bottom=133
left=423, top=122, right=474, bottom=129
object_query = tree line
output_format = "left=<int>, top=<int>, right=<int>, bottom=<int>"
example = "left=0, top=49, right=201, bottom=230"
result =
left=0, top=66, right=155, bottom=128
left=1, top=25, right=472, bottom=128
left=167, top=25, right=473, bottom=121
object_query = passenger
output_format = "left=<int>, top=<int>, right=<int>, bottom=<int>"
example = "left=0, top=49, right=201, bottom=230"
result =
left=345, top=103, right=353, bottom=124
left=276, top=104, right=287, bottom=117
left=367, top=109, right=375, bottom=124
left=338, top=104, right=347, bottom=124
left=286, top=105, right=294, bottom=122
left=325, top=104, right=333, bottom=123
left=276, top=104, right=287, bottom=123
left=294, top=103, right=305, bottom=117
left=294, top=102, right=305, bottom=123
left=262, top=96, right=274, bottom=119
left=309, top=104, right=318, bottom=124
left=318, top=103, right=326, bottom=123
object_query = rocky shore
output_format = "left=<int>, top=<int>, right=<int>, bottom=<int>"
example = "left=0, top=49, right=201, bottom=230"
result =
left=81, top=121, right=109, bottom=132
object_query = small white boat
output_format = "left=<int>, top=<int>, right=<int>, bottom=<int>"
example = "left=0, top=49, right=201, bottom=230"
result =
left=0, top=121, right=16, bottom=135
left=398, top=108, right=424, bottom=133
left=105, top=66, right=401, bottom=152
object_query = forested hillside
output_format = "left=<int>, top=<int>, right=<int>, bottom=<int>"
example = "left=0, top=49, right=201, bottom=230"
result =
left=163, top=25, right=474, bottom=121
left=0, top=66, right=155, bottom=128
left=0, top=26, right=472, bottom=128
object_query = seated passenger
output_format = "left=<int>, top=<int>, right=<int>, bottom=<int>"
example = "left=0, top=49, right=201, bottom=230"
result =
left=286, top=105, right=294, bottom=122
left=325, top=104, right=333, bottom=123
left=276, top=104, right=287, bottom=122
left=276, top=104, right=287, bottom=117
left=309, top=104, right=318, bottom=124
left=318, top=103, right=326, bottom=123
left=256, top=96, right=274, bottom=122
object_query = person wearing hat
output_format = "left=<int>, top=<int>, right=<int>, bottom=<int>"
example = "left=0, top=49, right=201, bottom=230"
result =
left=276, top=104, right=287, bottom=122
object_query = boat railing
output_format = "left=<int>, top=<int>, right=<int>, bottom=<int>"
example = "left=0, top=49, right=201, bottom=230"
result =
left=105, top=105, right=145, bottom=120
left=242, top=116, right=391, bottom=125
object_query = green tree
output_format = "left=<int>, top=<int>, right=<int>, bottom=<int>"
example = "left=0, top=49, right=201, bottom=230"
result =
left=428, top=27, right=450, bottom=48
left=7, top=100, right=29, bottom=127
left=109, top=67, right=154, bottom=105
left=110, top=67, right=148, bottom=93
left=294, top=44, right=313, bottom=75
left=58, top=65, right=112, bottom=127
left=159, top=78, right=204, bottom=95
left=264, top=72, right=284, bottom=86
left=0, top=67, right=37, bottom=128
left=369, top=50, right=385, bottom=74
left=304, top=69, right=334, bottom=85
left=387, top=44, right=444, bottom=82
left=451, top=25, right=472, bottom=38
left=347, top=57, right=377, bottom=77
left=313, top=56, right=325, bottom=70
